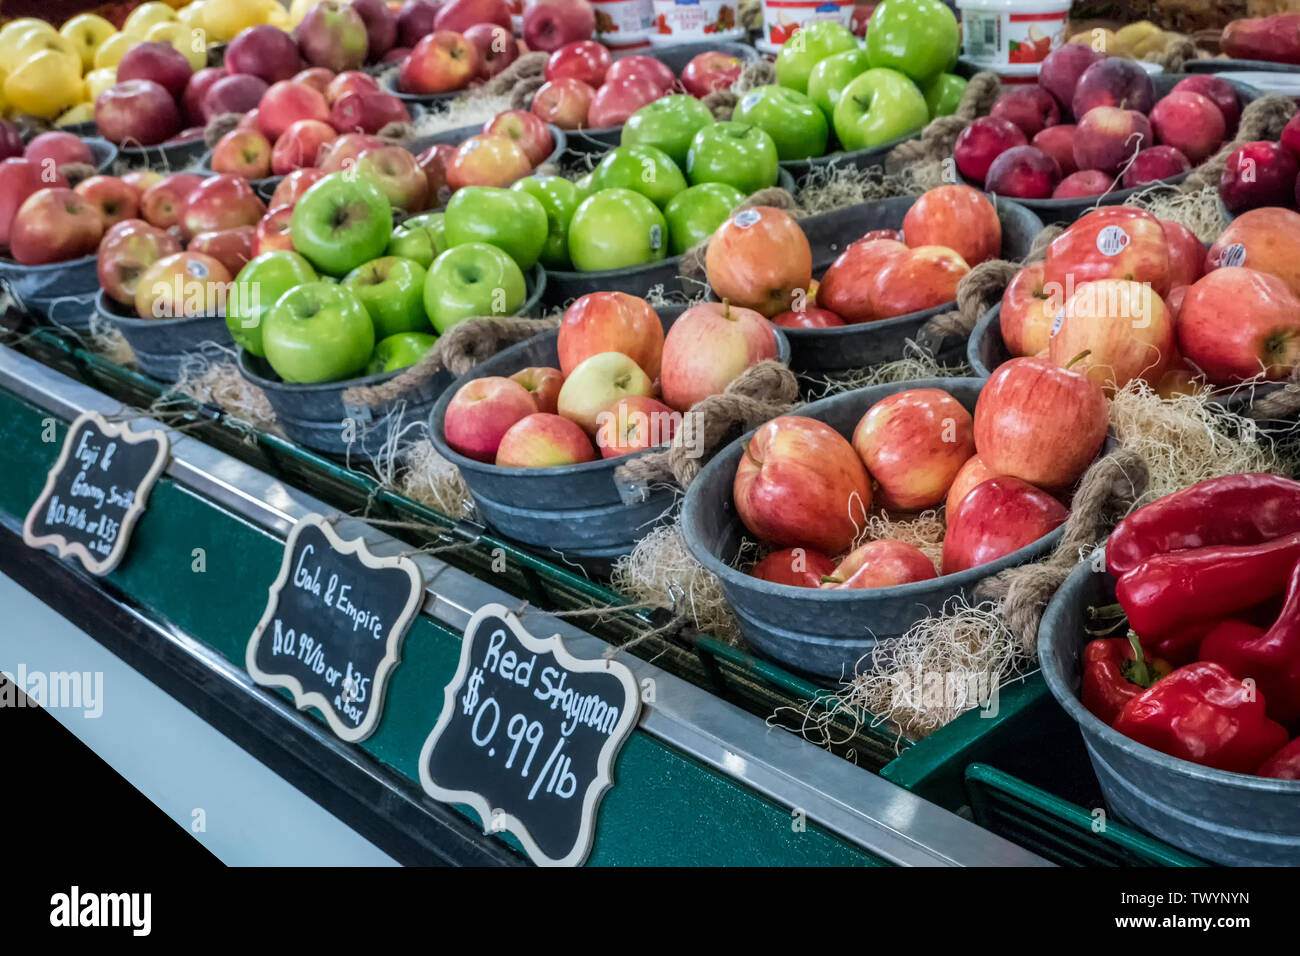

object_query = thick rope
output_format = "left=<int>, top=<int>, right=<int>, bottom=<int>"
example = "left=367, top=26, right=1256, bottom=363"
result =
left=702, top=89, right=738, bottom=121
left=885, top=71, right=1002, bottom=171
left=1144, top=35, right=1197, bottom=74
left=1181, top=94, right=1299, bottom=193
left=496, top=51, right=548, bottom=108
left=204, top=112, right=243, bottom=149
left=1248, top=365, right=1300, bottom=423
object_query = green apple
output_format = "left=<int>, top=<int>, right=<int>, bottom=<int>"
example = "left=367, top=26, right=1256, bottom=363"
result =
left=832, top=68, right=929, bottom=152
left=866, top=0, right=959, bottom=85
left=775, top=20, right=858, bottom=94
left=574, top=172, right=594, bottom=202
left=567, top=188, right=667, bottom=272
left=807, top=48, right=872, bottom=125
left=686, top=122, right=780, bottom=195
left=510, top=175, right=578, bottom=270
left=444, top=185, right=548, bottom=271
left=590, top=144, right=687, bottom=209
left=424, top=243, right=527, bottom=334
left=262, top=281, right=375, bottom=384
left=227, top=251, right=317, bottom=356
left=290, top=173, right=393, bottom=277
left=922, top=72, right=967, bottom=118
left=387, top=213, right=446, bottom=267
left=731, top=85, right=828, bottom=161
left=621, top=95, right=716, bottom=169
left=367, top=332, right=438, bottom=376
left=342, top=256, right=431, bottom=339
left=663, top=183, right=745, bottom=256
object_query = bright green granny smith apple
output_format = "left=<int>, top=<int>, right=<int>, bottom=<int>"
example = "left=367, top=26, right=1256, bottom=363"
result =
left=574, top=172, right=594, bottom=202
left=621, top=95, right=716, bottom=168
left=387, top=212, right=446, bottom=267
left=227, top=250, right=317, bottom=356
left=922, top=72, right=967, bottom=118
left=290, top=173, right=393, bottom=277
left=591, top=144, right=688, bottom=208
left=342, top=256, right=431, bottom=339
left=832, top=68, right=929, bottom=152
left=424, top=243, right=527, bottom=334
left=663, top=183, right=745, bottom=256
left=511, top=175, right=579, bottom=270
left=775, top=20, right=858, bottom=94
left=567, top=188, right=667, bottom=272
left=731, top=85, right=828, bottom=161
left=262, top=281, right=375, bottom=384
left=367, top=332, right=438, bottom=376
left=444, top=186, right=548, bottom=271
left=807, top=48, right=872, bottom=125
left=866, top=0, right=960, bottom=85
left=686, top=122, right=780, bottom=195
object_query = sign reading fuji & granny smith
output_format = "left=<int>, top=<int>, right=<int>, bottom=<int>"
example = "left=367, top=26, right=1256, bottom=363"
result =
left=419, top=605, right=641, bottom=867
left=23, top=412, right=169, bottom=576
left=246, top=514, right=423, bottom=743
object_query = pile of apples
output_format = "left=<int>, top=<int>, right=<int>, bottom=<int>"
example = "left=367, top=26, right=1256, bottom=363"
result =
left=1217, top=112, right=1300, bottom=213
left=442, top=290, right=779, bottom=467
left=998, top=203, right=1300, bottom=393
left=701, top=187, right=1000, bottom=329
left=956, top=45, right=1239, bottom=201
left=530, top=39, right=743, bottom=130
left=742, top=366, right=1108, bottom=590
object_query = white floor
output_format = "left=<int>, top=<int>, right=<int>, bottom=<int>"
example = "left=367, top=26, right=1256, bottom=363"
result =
left=0, top=570, right=398, bottom=866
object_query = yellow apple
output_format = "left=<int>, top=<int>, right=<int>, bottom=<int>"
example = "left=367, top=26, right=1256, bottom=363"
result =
left=145, top=20, right=207, bottom=71
left=60, top=14, right=117, bottom=71
left=56, top=102, right=97, bottom=126
left=84, top=67, right=118, bottom=104
left=0, top=20, right=54, bottom=49
left=5, top=50, right=83, bottom=118
left=176, top=1, right=208, bottom=31
left=203, top=0, right=276, bottom=41
left=93, top=32, right=135, bottom=71
left=124, top=2, right=179, bottom=38
left=6, top=31, right=81, bottom=78
left=267, top=5, right=293, bottom=30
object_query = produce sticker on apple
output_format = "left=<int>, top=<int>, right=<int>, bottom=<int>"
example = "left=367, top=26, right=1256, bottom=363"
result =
left=246, top=514, right=424, bottom=743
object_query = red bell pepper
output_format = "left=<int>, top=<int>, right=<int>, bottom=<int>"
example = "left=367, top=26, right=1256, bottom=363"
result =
left=1107, top=474, right=1300, bottom=577
left=1113, top=662, right=1289, bottom=774
left=1115, top=532, right=1300, bottom=639
left=1257, top=738, right=1300, bottom=780
left=1199, top=562, right=1300, bottom=726
left=1082, top=631, right=1172, bottom=725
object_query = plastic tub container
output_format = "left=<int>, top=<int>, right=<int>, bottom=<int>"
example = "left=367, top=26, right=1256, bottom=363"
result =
left=593, top=0, right=655, bottom=51
left=429, top=306, right=790, bottom=575
left=757, top=0, right=856, bottom=55
left=956, top=0, right=1070, bottom=69
left=649, top=0, right=745, bottom=45
left=94, top=289, right=234, bottom=383
left=1039, top=559, right=1300, bottom=866
left=680, top=376, right=1079, bottom=680
left=0, top=253, right=100, bottom=328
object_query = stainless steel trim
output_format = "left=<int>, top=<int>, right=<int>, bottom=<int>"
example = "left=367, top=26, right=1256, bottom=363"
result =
left=0, top=345, right=1051, bottom=866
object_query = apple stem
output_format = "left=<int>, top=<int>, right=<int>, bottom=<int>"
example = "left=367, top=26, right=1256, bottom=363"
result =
left=1065, top=350, right=1092, bottom=370
left=720, top=298, right=735, bottom=321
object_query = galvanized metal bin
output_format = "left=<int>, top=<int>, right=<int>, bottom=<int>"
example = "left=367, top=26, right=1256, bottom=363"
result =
left=0, top=253, right=101, bottom=328
left=94, top=289, right=234, bottom=382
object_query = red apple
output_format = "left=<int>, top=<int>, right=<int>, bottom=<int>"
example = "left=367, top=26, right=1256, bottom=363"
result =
left=945, top=453, right=999, bottom=515
left=253, top=204, right=295, bottom=255
left=398, top=0, right=441, bottom=47
left=139, top=173, right=205, bottom=230
left=818, top=238, right=909, bottom=323
left=587, top=75, right=664, bottom=128
left=1030, top=124, right=1078, bottom=176
left=771, top=307, right=844, bottom=328
left=211, top=129, right=274, bottom=179
left=953, top=116, right=1027, bottom=184
left=1149, top=90, right=1225, bottom=164
left=258, top=80, right=331, bottom=142
left=942, top=477, right=1068, bottom=574
left=74, top=176, right=139, bottom=230
left=116, top=40, right=194, bottom=99
left=1120, top=145, right=1190, bottom=188
left=97, top=218, right=183, bottom=306
left=901, top=185, right=1001, bottom=267
left=183, top=66, right=228, bottom=124
left=180, top=174, right=267, bottom=240
left=732, top=415, right=872, bottom=555
left=1043, top=206, right=1171, bottom=298
left=400, top=30, right=480, bottom=93
left=464, top=23, right=519, bottom=78
left=417, top=142, right=456, bottom=204
left=9, top=188, right=103, bottom=265
left=1071, top=57, right=1156, bottom=117
left=1171, top=75, right=1240, bottom=133
left=1206, top=207, right=1300, bottom=298
left=225, top=23, right=303, bottom=84
left=325, top=71, right=380, bottom=105
left=188, top=225, right=256, bottom=275
left=269, top=168, right=327, bottom=208
left=445, top=133, right=532, bottom=189
left=495, top=412, right=596, bottom=467
left=0, top=159, right=69, bottom=250
left=973, top=356, right=1108, bottom=490
left=134, top=251, right=232, bottom=320
left=444, top=375, right=539, bottom=461
left=1072, top=106, right=1152, bottom=174
left=0, top=121, right=21, bottom=162
left=990, top=86, right=1060, bottom=138
left=509, top=366, right=564, bottom=413
left=330, top=90, right=411, bottom=134
left=530, top=77, right=595, bottom=129
left=271, top=119, right=339, bottom=175
left=1037, top=43, right=1104, bottom=116
left=293, top=67, right=335, bottom=94
left=523, top=0, right=596, bottom=53
left=1161, top=219, right=1205, bottom=289
left=705, top=206, right=812, bottom=318
left=25, top=132, right=93, bottom=172
left=870, top=245, right=971, bottom=319
left=121, top=170, right=162, bottom=194
left=851, top=387, right=975, bottom=510
left=750, top=546, right=836, bottom=588
left=1219, top=141, right=1299, bottom=213
left=1178, top=267, right=1300, bottom=384
left=659, top=301, right=779, bottom=411
left=483, top=109, right=554, bottom=165
left=821, top=539, right=937, bottom=589
left=999, top=262, right=1054, bottom=358
left=558, top=291, right=663, bottom=378
left=1282, top=112, right=1300, bottom=160
left=1052, top=169, right=1114, bottom=198
left=607, top=55, right=675, bottom=92
left=356, top=145, right=429, bottom=213
left=202, top=74, right=270, bottom=123
left=351, top=0, right=400, bottom=61
left=1049, top=277, right=1175, bottom=392
left=436, top=0, right=512, bottom=32
left=319, top=133, right=386, bottom=173
left=594, top=394, right=678, bottom=458
left=681, top=51, right=742, bottom=97
left=95, top=80, right=182, bottom=147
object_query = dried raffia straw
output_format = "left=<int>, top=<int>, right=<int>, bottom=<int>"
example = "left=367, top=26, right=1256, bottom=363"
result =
left=803, top=340, right=972, bottom=399
left=1123, top=183, right=1228, bottom=242
left=85, top=306, right=136, bottom=367
left=166, top=351, right=281, bottom=436
left=396, top=438, right=474, bottom=520
left=794, top=161, right=912, bottom=216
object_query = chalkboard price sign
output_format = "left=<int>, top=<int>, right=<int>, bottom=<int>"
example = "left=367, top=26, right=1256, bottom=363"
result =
left=419, top=604, right=641, bottom=867
left=246, top=514, right=424, bottom=743
left=23, top=412, right=170, bottom=576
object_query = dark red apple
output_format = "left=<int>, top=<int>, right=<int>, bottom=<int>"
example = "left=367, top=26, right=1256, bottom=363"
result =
left=202, top=74, right=270, bottom=122
left=95, top=80, right=182, bottom=147
left=941, top=477, right=1068, bottom=574
left=953, top=116, right=1026, bottom=184
left=1219, top=141, right=1299, bottom=213
left=1121, top=145, right=1190, bottom=189
left=587, top=75, right=661, bottom=127
left=989, top=86, right=1060, bottom=138
left=1030, top=124, right=1077, bottom=176
left=183, top=67, right=227, bottom=125
left=523, top=0, right=596, bottom=53
left=984, top=145, right=1060, bottom=199
left=225, top=23, right=303, bottom=84
left=1150, top=90, right=1226, bottom=164
left=397, top=0, right=441, bottom=47
left=116, top=41, right=194, bottom=100
left=750, top=547, right=837, bottom=588
left=1071, top=57, right=1156, bottom=117
left=607, top=55, right=675, bottom=92
left=1171, top=75, right=1241, bottom=134
left=1037, top=44, right=1104, bottom=116
left=1052, top=169, right=1114, bottom=198
left=330, top=91, right=410, bottom=134
left=351, top=0, right=400, bottom=61
left=464, top=23, right=519, bottom=78
left=1073, top=106, right=1153, bottom=174
left=187, top=225, right=255, bottom=274
left=435, top=0, right=512, bottom=32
